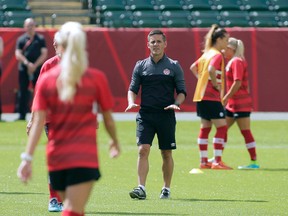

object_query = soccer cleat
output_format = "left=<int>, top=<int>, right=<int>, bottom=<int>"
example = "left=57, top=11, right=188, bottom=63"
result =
left=211, top=161, right=233, bottom=170
left=160, top=188, right=170, bottom=199
left=238, top=163, right=260, bottom=170
left=129, top=187, right=146, bottom=200
left=200, top=162, right=212, bottom=169
left=48, top=198, right=61, bottom=212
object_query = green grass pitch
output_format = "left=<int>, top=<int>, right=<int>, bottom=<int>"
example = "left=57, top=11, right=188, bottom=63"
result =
left=0, top=120, right=287, bottom=215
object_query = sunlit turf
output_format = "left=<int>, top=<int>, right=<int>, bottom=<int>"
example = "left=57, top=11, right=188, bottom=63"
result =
left=0, top=120, right=287, bottom=215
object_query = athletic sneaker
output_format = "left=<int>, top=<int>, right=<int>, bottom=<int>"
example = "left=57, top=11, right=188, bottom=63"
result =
left=200, top=162, right=212, bottom=169
left=58, top=203, right=63, bottom=212
left=208, top=157, right=215, bottom=163
left=160, top=188, right=170, bottom=199
left=48, top=198, right=61, bottom=212
left=238, top=163, right=260, bottom=170
left=129, top=187, right=146, bottom=200
left=211, top=161, right=233, bottom=170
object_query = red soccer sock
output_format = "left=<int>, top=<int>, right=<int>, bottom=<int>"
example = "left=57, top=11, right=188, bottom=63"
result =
left=213, top=125, right=227, bottom=163
left=223, top=133, right=227, bottom=151
left=49, top=183, right=62, bottom=202
left=62, top=210, right=84, bottom=216
left=241, top=129, right=257, bottom=161
left=198, top=127, right=211, bottom=163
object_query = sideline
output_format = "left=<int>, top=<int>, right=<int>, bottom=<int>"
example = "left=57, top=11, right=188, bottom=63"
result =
left=2, top=112, right=288, bottom=122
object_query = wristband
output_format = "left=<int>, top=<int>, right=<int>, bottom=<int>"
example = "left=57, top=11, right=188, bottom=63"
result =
left=20, top=152, right=33, bottom=162
left=23, top=60, right=29, bottom=65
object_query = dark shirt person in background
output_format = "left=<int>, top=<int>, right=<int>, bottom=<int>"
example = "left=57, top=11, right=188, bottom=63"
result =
left=15, top=18, right=47, bottom=120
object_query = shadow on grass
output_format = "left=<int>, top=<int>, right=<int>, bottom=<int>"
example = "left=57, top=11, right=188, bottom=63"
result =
left=0, top=191, right=46, bottom=195
left=86, top=212, right=188, bottom=215
left=175, top=198, right=267, bottom=203
left=258, top=168, right=288, bottom=172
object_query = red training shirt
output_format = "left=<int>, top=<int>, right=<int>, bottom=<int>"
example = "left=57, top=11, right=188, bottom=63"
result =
left=37, top=55, right=61, bottom=124
left=225, top=57, right=253, bottom=112
left=32, top=65, right=114, bottom=171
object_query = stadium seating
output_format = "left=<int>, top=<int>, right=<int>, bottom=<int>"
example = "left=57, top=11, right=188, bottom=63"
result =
left=183, top=0, right=212, bottom=11
left=126, top=0, right=155, bottom=11
left=0, top=10, right=4, bottom=26
left=95, top=0, right=126, bottom=11
left=278, top=11, right=288, bottom=27
left=154, top=0, right=185, bottom=11
left=0, top=0, right=32, bottom=27
left=102, top=10, right=134, bottom=27
left=241, top=0, right=272, bottom=11
left=133, top=10, right=163, bottom=27
left=212, top=0, right=242, bottom=11
left=91, top=0, right=285, bottom=28
left=271, top=0, right=288, bottom=11
left=3, top=10, right=33, bottom=27
left=220, top=10, right=250, bottom=27
left=5, top=0, right=285, bottom=28
left=0, top=0, right=30, bottom=11
left=249, top=10, right=279, bottom=27
left=162, top=10, right=192, bottom=27
left=191, top=10, right=221, bottom=27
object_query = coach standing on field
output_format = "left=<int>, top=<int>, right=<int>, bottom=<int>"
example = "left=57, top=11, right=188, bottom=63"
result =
left=125, top=29, right=186, bottom=200
left=15, top=18, right=47, bottom=120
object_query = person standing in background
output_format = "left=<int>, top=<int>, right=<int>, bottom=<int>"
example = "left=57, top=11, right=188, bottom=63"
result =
left=190, top=24, right=232, bottom=170
left=26, top=31, right=63, bottom=212
left=17, top=22, right=120, bottom=216
left=0, top=36, right=4, bottom=122
left=223, top=37, right=259, bottom=170
left=15, top=18, right=47, bottom=120
left=126, top=30, right=186, bottom=200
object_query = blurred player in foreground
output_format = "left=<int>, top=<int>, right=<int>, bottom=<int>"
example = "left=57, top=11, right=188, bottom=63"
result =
left=27, top=31, right=63, bottom=212
left=18, top=22, right=120, bottom=216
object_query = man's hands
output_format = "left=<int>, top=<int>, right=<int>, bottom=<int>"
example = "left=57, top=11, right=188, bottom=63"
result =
left=164, top=104, right=181, bottom=111
left=125, top=103, right=139, bottom=112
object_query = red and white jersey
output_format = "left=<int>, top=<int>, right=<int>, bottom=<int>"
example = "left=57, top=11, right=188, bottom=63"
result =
left=225, top=57, right=253, bottom=112
left=32, top=65, right=114, bottom=171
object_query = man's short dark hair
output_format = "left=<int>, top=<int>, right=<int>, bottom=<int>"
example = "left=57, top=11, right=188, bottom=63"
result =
left=148, top=30, right=166, bottom=42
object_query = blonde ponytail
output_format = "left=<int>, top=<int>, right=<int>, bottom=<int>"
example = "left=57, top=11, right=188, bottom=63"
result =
left=55, top=22, right=88, bottom=102
left=204, top=24, right=228, bottom=53
left=228, top=37, right=245, bottom=60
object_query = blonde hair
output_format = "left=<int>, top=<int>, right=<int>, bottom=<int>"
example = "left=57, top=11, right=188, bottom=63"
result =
left=55, top=22, right=88, bottom=102
left=204, top=24, right=227, bottom=52
left=228, top=37, right=245, bottom=60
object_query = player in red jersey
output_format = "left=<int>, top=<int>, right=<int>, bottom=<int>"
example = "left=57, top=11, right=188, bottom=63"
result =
left=18, top=22, right=120, bottom=216
left=190, top=24, right=232, bottom=170
left=223, top=37, right=259, bottom=170
left=27, top=32, right=63, bottom=212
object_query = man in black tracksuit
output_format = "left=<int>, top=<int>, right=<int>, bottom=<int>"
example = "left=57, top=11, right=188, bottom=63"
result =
left=126, top=29, right=186, bottom=200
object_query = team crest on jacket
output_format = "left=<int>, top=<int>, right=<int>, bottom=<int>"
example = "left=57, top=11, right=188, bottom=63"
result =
left=163, top=69, right=170, bottom=75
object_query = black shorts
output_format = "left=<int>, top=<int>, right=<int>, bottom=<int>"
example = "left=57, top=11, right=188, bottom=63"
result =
left=196, top=100, right=225, bottom=120
left=136, top=111, right=176, bottom=150
left=226, top=109, right=251, bottom=119
left=49, top=167, right=101, bottom=191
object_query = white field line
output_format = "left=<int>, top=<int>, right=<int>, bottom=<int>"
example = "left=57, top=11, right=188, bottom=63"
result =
left=2, top=112, right=288, bottom=122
